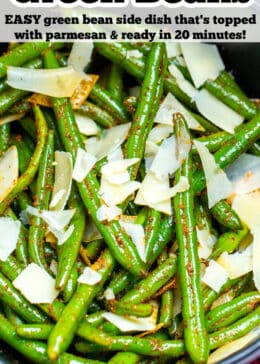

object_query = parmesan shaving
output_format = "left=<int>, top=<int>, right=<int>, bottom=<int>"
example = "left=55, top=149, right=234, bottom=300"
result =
left=202, top=260, right=229, bottom=293
left=0, top=146, right=19, bottom=203
left=72, top=148, right=97, bottom=182
left=75, top=113, right=99, bottom=136
left=96, top=205, right=122, bottom=222
left=119, top=220, right=146, bottom=262
left=77, top=267, right=102, bottom=285
left=0, top=218, right=21, bottom=261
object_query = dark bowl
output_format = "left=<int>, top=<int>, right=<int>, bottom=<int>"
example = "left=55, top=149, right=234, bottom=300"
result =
left=0, top=43, right=259, bottom=364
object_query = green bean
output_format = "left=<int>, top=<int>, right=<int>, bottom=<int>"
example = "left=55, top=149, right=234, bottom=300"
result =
left=207, top=292, right=260, bottom=332
left=19, top=116, right=37, bottom=141
left=173, top=114, right=209, bottom=363
left=43, top=109, right=63, bottom=150
left=0, top=253, right=23, bottom=281
left=0, top=42, right=64, bottom=78
left=83, top=239, right=104, bottom=262
left=210, top=200, right=242, bottom=230
left=193, top=112, right=260, bottom=194
left=4, top=305, right=23, bottom=326
left=108, top=352, right=141, bottom=364
left=62, top=263, right=78, bottom=303
left=0, top=272, right=47, bottom=323
left=89, top=84, right=130, bottom=124
left=105, top=269, right=134, bottom=296
left=114, top=302, right=153, bottom=317
left=55, top=186, right=86, bottom=290
left=0, top=105, right=48, bottom=215
left=193, top=132, right=232, bottom=153
left=0, top=313, right=105, bottom=364
left=17, top=323, right=53, bottom=340
left=0, top=124, right=10, bottom=154
left=118, top=256, right=177, bottom=305
left=159, top=289, right=174, bottom=328
left=11, top=134, right=32, bottom=173
left=125, top=43, right=166, bottom=181
left=210, top=227, right=248, bottom=260
left=123, top=95, right=137, bottom=115
left=28, top=130, right=54, bottom=269
left=79, top=101, right=116, bottom=128
left=107, top=64, right=124, bottom=102
left=205, top=75, right=257, bottom=120
left=44, top=48, right=146, bottom=278
left=209, top=306, right=260, bottom=350
left=47, top=249, right=115, bottom=360
left=9, top=98, right=32, bottom=115
left=144, top=209, right=161, bottom=264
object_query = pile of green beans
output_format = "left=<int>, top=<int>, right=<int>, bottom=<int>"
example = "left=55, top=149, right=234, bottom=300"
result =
left=0, top=41, right=258, bottom=364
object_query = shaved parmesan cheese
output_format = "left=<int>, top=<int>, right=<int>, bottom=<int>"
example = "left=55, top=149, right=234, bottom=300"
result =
left=104, top=288, right=115, bottom=301
left=83, top=218, right=102, bottom=243
left=150, top=136, right=179, bottom=180
left=72, top=148, right=97, bottom=182
left=13, top=263, right=59, bottom=303
left=50, top=224, right=75, bottom=246
left=0, top=218, right=21, bottom=261
left=77, top=267, right=102, bottom=285
left=97, top=205, right=122, bottom=222
left=166, top=43, right=181, bottom=58
left=181, top=43, right=224, bottom=88
left=154, top=93, right=204, bottom=131
left=85, top=123, right=131, bottom=160
left=194, top=89, right=244, bottom=134
left=107, top=147, right=123, bottom=162
left=49, top=260, right=58, bottom=276
left=99, top=178, right=141, bottom=206
left=70, top=75, right=99, bottom=110
left=217, top=245, right=253, bottom=279
left=68, top=42, right=93, bottom=73
left=193, top=140, right=233, bottom=208
left=232, top=192, right=260, bottom=290
left=208, top=328, right=260, bottom=364
left=0, top=146, right=18, bottom=203
left=50, top=151, right=73, bottom=211
left=226, top=154, right=260, bottom=195
left=7, top=66, right=84, bottom=98
left=197, top=227, right=217, bottom=259
left=102, top=301, right=158, bottom=332
left=101, top=158, right=139, bottom=185
left=126, top=49, right=143, bottom=59
left=202, top=260, right=229, bottom=293
left=147, top=125, right=173, bottom=145
left=0, top=112, right=25, bottom=126
left=145, top=141, right=159, bottom=158
left=75, top=113, right=99, bottom=136
left=26, top=206, right=75, bottom=231
left=168, top=64, right=197, bottom=99
left=119, top=220, right=146, bottom=262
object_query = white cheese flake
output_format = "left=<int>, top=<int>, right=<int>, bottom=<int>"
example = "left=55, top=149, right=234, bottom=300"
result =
left=72, top=148, right=97, bottom=182
left=0, top=146, right=19, bottom=203
left=99, top=179, right=141, bottom=206
left=196, top=227, right=217, bottom=259
left=104, top=288, right=115, bottom=301
left=119, top=220, right=146, bottom=262
left=202, top=260, right=229, bottom=293
left=101, top=158, right=139, bottom=185
left=181, top=43, right=224, bottom=88
left=168, top=64, right=197, bottom=99
left=77, top=267, right=102, bottom=285
left=126, top=49, right=143, bottom=59
left=194, top=89, right=244, bottom=134
left=75, top=113, right=99, bottom=136
left=166, top=43, right=181, bottom=58
left=13, top=263, right=59, bottom=303
left=96, top=205, right=122, bottom=222
left=0, top=218, right=21, bottom=261
left=193, top=140, right=233, bottom=208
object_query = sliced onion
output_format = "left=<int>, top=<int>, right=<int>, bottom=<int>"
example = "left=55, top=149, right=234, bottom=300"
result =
left=194, top=89, right=244, bottom=133
left=208, top=328, right=260, bottom=364
left=77, top=267, right=102, bottom=285
left=217, top=244, right=253, bottom=280
left=99, top=178, right=141, bottom=207
left=181, top=43, right=224, bottom=88
left=166, top=43, right=181, bottom=58
left=96, top=205, right=122, bottom=222
left=72, top=148, right=97, bottom=183
left=202, top=260, right=229, bottom=293
left=226, top=153, right=260, bottom=195
left=102, top=301, right=158, bottom=333
left=74, top=113, right=99, bottom=136
left=7, top=66, right=84, bottom=98
left=119, top=220, right=146, bottom=262
left=68, top=42, right=94, bottom=73
left=85, top=123, right=131, bottom=160
left=13, top=263, right=59, bottom=304
left=0, top=218, right=21, bottom=261
left=154, top=93, right=204, bottom=131
left=0, top=112, right=25, bottom=126
left=70, top=75, right=99, bottom=110
left=0, top=146, right=19, bottom=203
left=193, top=140, right=233, bottom=208
left=168, top=64, right=197, bottom=99
left=50, top=151, right=73, bottom=211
